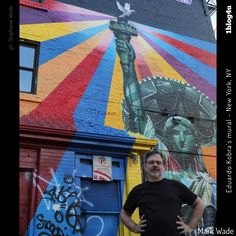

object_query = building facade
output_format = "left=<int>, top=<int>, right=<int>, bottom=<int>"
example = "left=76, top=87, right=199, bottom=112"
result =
left=20, top=0, right=216, bottom=235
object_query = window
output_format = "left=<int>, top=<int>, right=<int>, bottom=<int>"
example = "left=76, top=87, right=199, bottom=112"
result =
left=20, top=39, right=40, bottom=94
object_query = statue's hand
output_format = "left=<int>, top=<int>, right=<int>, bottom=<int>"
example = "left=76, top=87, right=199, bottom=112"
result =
left=126, top=40, right=136, bottom=61
left=115, top=39, right=136, bottom=63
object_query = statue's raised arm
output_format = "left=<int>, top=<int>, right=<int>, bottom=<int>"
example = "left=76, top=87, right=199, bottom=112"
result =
left=110, top=17, right=154, bottom=136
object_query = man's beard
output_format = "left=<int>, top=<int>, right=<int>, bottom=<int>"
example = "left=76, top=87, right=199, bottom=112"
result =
left=148, top=169, right=162, bottom=178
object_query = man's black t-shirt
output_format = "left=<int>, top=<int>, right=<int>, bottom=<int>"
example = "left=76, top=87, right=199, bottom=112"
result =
left=123, top=178, right=197, bottom=236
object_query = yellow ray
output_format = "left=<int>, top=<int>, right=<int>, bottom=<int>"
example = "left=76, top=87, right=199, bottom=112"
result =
left=132, top=36, right=165, bottom=77
left=104, top=56, right=125, bottom=130
left=20, top=29, right=111, bottom=116
left=133, top=35, right=187, bottom=83
left=20, top=20, right=109, bottom=42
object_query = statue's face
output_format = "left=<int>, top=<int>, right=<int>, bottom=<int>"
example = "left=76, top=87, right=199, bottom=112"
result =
left=170, top=123, right=196, bottom=153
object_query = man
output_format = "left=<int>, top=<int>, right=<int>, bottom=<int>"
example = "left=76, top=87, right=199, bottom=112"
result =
left=120, top=150, right=205, bottom=235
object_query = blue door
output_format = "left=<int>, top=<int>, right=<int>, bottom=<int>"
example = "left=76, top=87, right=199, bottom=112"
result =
left=75, top=154, right=125, bottom=236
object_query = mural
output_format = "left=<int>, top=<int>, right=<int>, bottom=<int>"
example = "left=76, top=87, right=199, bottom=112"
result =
left=110, top=6, right=216, bottom=234
left=30, top=168, right=119, bottom=236
left=33, top=171, right=89, bottom=235
left=20, top=0, right=216, bottom=235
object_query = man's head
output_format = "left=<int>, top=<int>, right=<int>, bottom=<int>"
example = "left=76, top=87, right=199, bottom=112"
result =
left=143, top=150, right=165, bottom=182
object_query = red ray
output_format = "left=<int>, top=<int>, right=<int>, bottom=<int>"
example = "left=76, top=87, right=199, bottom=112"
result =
left=139, top=26, right=216, bottom=68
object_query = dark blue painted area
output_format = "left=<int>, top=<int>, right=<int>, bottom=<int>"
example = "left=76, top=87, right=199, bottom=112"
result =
left=39, top=23, right=108, bottom=65
left=75, top=154, right=126, bottom=236
left=81, top=179, right=120, bottom=212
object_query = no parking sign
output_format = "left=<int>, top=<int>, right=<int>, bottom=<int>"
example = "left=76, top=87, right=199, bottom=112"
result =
left=93, top=155, right=112, bottom=181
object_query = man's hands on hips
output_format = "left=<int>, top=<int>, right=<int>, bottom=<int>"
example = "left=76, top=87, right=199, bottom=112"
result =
left=133, top=215, right=147, bottom=234
left=176, top=215, right=194, bottom=235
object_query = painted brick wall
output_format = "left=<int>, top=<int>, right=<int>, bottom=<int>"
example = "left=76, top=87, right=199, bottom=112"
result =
left=20, top=1, right=216, bottom=235
left=58, top=0, right=215, bottom=42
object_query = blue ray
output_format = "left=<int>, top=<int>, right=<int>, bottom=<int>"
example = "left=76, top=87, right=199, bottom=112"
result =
left=134, top=22, right=216, bottom=54
left=39, top=23, right=109, bottom=65
left=137, top=27, right=216, bottom=87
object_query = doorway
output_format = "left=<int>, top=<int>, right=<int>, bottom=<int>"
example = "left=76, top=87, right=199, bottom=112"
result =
left=76, top=154, right=125, bottom=236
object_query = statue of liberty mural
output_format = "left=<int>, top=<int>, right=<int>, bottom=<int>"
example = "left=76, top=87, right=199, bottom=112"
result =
left=110, top=7, right=216, bottom=235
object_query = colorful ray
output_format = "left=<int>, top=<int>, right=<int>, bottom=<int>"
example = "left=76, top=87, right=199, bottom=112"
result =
left=37, top=30, right=110, bottom=101
left=138, top=25, right=216, bottom=68
left=132, top=36, right=166, bottom=78
left=132, top=35, right=187, bottom=82
left=135, top=30, right=216, bottom=102
left=20, top=20, right=110, bottom=42
left=134, top=22, right=216, bottom=54
left=137, top=28, right=216, bottom=87
left=132, top=38, right=153, bottom=79
left=39, top=23, right=109, bottom=64
left=105, top=55, right=125, bottom=130
left=20, top=31, right=114, bottom=130
left=20, top=28, right=112, bottom=117
left=73, top=37, right=132, bottom=137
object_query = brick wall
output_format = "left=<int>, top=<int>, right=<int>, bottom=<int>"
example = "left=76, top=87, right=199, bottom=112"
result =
left=58, top=0, right=215, bottom=42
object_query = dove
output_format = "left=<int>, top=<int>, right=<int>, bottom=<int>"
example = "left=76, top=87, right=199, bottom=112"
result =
left=116, top=1, right=135, bottom=18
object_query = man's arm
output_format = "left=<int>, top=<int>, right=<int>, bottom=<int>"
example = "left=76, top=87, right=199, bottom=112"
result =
left=177, top=197, right=205, bottom=234
left=120, top=208, right=147, bottom=234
